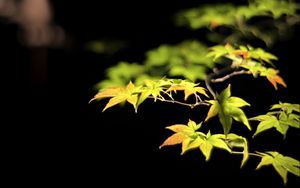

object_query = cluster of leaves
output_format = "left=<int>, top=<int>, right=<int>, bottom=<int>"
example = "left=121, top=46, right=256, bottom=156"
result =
left=208, top=43, right=286, bottom=90
left=176, top=0, right=300, bottom=45
left=250, top=102, right=300, bottom=137
left=159, top=102, right=300, bottom=184
left=96, top=41, right=214, bottom=89
left=91, top=79, right=208, bottom=112
left=159, top=119, right=248, bottom=166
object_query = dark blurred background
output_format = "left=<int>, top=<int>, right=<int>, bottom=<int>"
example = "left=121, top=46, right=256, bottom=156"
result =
left=1, top=0, right=299, bottom=187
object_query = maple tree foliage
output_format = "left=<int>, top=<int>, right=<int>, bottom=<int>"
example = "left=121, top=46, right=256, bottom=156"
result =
left=90, top=0, right=300, bottom=185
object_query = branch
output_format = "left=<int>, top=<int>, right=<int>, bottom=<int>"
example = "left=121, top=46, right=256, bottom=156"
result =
left=205, top=75, right=216, bottom=99
left=205, top=66, right=233, bottom=99
left=211, top=70, right=251, bottom=83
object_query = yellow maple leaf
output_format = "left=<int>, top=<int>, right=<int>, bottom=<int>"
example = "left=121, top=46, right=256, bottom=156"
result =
left=90, top=81, right=140, bottom=112
left=167, top=80, right=208, bottom=100
left=159, top=133, right=186, bottom=149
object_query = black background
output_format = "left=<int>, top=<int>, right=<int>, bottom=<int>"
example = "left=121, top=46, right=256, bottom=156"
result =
left=2, top=0, right=299, bottom=187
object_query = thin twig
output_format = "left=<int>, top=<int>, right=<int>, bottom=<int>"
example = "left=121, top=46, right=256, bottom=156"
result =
left=149, top=96, right=210, bottom=108
left=211, top=70, right=251, bottom=83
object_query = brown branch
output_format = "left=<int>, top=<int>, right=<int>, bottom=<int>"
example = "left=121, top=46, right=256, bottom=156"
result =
left=205, top=66, right=234, bottom=99
left=211, top=70, right=251, bottom=83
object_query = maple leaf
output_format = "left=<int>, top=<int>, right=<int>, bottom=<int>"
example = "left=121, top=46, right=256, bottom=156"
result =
left=226, top=133, right=249, bottom=168
left=256, top=152, right=300, bottom=185
left=205, top=84, right=251, bottom=135
left=90, top=81, right=141, bottom=112
left=270, top=102, right=300, bottom=113
left=265, top=68, right=287, bottom=90
left=137, top=79, right=169, bottom=107
left=159, top=120, right=204, bottom=153
left=199, top=131, right=232, bottom=161
left=166, top=80, right=208, bottom=100
left=207, top=44, right=234, bottom=61
left=250, top=102, right=300, bottom=137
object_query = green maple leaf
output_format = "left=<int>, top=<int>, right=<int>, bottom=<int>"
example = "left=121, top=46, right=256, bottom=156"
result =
left=256, top=151, right=300, bottom=184
left=159, top=120, right=204, bottom=153
left=207, top=44, right=234, bottom=61
left=226, top=133, right=249, bottom=168
left=250, top=102, right=300, bottom=137
left=270, top=102, right=300, bottom=114
left=137, top=79, right=171, bottom=106
left=205, top=84, right=251, bottom=135
left=199, top=131, right=232, bottom=161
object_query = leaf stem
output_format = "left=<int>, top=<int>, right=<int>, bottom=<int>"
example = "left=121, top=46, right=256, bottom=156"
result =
left=231, top=151, right=263, bottom=157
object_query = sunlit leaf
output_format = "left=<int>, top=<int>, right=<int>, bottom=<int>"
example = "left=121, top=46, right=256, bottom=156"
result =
left=226, top=106, right=251, bottom=130
left=256, top=154, right=274, bottom=170
left=205, top=100, right=219, bottom=121
left=226, top=133, right=249, bottom=167
left=166, top=124, right=189, bottom=133
left=273, top=160, right=288, bottom=184
left=276, top=156, right=300, bottom=177
left=182, top=137, right=204, bottom=155
left=159, top=133, right=186, bottom=148
left=226, top=97, right=250, bottom=107
left=241, top=138, right=249, bottom=168
left=200, top=141, right=213, bottom=161
left=208, top=134, right=231, bottom=153
left=250, top=103, right=300, bottom=137
left=270, top=102, right=300, bottom=113
left=249, top=114, right=273, bottom=121
left=275, top=123, right=289, bottom=138
left=167, top=80, right=208, bottom=100
left=188, top=119, right=202, bottom=131
left=181, top=137, right=193, bottom=155
left=91, top=82, right=141, bottom=112
left=219, top=108, right=233, bottom=136
left=252, top=116, right=279, bottom=137
left=102, top=95, right=128, bottom=112
left=219, top=84, right=231, bottom=101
